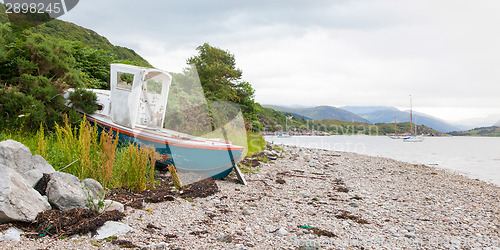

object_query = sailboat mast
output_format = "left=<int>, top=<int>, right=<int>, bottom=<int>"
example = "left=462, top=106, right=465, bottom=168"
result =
left=394, top=117, right=397, bottom=136
left=410, top=95, right=413, bottom=136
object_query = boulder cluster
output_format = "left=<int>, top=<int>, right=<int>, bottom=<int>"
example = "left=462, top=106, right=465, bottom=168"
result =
left=0, top=139, right=123, bottom=223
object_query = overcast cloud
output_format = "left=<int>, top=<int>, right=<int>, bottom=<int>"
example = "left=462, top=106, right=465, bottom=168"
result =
left=56, top=0, right=500, bottom=122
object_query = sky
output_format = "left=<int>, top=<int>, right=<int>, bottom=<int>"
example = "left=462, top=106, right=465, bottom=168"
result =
left=14, top=0, right=500, bottom=123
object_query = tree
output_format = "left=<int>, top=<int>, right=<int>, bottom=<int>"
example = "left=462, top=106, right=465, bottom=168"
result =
left=187, top=43, right=259, bottom=129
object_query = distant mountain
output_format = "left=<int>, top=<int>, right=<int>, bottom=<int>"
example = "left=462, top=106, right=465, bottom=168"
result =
left=341, top=106, right=399, bottom=114
left=262, top=105, right=370, bottom=123
left=453, top=114, right=500, bottom=130
left=339, top=106, right=461, bottom=133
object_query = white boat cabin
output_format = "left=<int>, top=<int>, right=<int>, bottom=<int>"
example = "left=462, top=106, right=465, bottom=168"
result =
left=98, top=64, right=172, bottom=129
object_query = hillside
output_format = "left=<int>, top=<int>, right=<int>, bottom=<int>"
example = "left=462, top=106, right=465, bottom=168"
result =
left=308, top=120, right=446, bottom=136
left=263, top=105, right=370, bottom=123
left=340, top=106, right=461, bottom=133
left=0, top=4, right=150, bottom=67
left=448, top=126, right=500, bottom=137
left=0, top=6, right=154, bottom=131
left=256, top=103, right=308, bottom=131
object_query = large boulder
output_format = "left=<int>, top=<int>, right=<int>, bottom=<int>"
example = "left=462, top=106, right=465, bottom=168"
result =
left=46, top=172, right=87, bottom=210
left=0, top=165, right=51, bottom=223
left=0, top=140, right=55, bottom=187
left=21, top=155, right=55, bottom=187
left=0, top=140, right=32, bottom=171
left=82, top=178, right=104, bottom=198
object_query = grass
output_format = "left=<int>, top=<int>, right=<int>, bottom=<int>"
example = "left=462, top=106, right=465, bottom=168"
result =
left=0, top=117, right=157, bottom=192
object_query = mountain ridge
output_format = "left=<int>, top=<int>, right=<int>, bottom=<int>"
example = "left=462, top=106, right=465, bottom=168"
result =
left=263, top=105, right=370, bottom=123
left=339, top=106, right=461, bottom=133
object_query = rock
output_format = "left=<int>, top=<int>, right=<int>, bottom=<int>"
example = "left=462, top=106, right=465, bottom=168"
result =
left=154, top=242, right=169, bottom=249
left=299, top=191, right=311, bottom=198
left=82, top=178, right=104, bottom=199
left=0, top=165, right=51, bottom=223
left=404, top=232, right=417, bottom=239
left=276, top=178, right=286, bottom=184
left=275, top=227, right=288, bottom=236
left=46, top=172, right=86, bottom=210
left=0, top=227, right=23, bottom=242
left=348, top=202, right=358, bottom=207
left=96, top=200, right=125, bottom=213
left=298, top=240, right=321, bottom=250
left=93, top=221, right=133, bottom=240
left=0, top=140, right=32, bottom=171
left=22, top=155, right=55, bottom=187
left=387, top=227, right=398, bottom=235
left=405, top=224, right=415, bottom=232
left=242, top=209, right=251, bottom=216
left=217, top=234, right=233, bottom=243
left=0, top=140, right=55, bottom=187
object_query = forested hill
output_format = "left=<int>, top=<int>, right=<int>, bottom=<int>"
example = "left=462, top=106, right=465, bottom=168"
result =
left=0, top=4, right=150, bottom=67
left=0, top=5, right=153, bottom=131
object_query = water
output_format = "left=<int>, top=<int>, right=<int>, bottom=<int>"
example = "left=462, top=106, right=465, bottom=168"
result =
left=265, top=135, right=500, bottom=186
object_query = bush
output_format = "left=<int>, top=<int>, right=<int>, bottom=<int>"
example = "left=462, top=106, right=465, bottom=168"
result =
left=68, top=88, right=99, bottom=114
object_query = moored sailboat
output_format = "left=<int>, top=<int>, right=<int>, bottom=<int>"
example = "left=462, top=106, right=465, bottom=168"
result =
left=403, top=95, right=424, bottom=142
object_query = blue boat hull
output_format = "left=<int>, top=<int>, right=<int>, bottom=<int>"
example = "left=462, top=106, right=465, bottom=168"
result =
left=86, top=116, right=244, bottom=179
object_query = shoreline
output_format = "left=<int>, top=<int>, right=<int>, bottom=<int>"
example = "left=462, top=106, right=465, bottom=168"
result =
left=265, top=135, right=500, bottom=187
left=1, top=144, right=499, bottom=249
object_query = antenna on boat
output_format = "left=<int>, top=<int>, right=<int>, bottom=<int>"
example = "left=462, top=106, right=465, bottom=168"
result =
left=410, top=94, right=413, bottom=135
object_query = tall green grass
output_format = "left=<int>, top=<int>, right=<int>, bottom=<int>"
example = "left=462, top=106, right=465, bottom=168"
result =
left=0, top=118, right=157, bottom=192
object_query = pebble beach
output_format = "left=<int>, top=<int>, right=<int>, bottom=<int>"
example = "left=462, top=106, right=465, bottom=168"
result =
left=1, top=144, right=499, bottom=249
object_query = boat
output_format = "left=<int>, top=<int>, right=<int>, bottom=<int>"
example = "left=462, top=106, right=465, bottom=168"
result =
left=278, top=116, right=293, bottom=137
left=403, top=95, right=424, bottom=142
left=389, top=117, right=406, bottom=139
left=65, top=64, right=245, bottom=180
left=278, top=132, right=291, bottom=137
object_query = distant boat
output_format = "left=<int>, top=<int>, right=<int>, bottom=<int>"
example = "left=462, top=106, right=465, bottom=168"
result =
left=278, top=132, right=291, bottom=137
left=278, top=116, right=293, bottom=137
left=65, top=64, right=245, bottom=179
left=389, top=117, right=406, bottom=139
left=403, top=95, right=424, bottom=142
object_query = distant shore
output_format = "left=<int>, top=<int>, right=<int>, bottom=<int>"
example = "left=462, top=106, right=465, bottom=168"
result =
left=2, top=144, right=498, bottom=249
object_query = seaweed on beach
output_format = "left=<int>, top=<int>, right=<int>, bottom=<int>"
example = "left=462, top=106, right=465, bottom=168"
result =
left=106, top=174, right=219, bottom=209
left=298, top=225, right=337, bottom=237
left=111, top=239, right=138, bottom=248
left=33, top=208, right=124, bottom=237
left=334, top=210, right=369, bottom=224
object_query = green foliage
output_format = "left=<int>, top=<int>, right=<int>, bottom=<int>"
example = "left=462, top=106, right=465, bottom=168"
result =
left=72, top=42, right=114, bottom=88
left=448, top=126, right=500, bottom=137
left=29, top=18, right=151, bottom=67
left=83, top=186, right=109, bottom=213
left=0, top=119, right=157, bottom=191
left=0, top=16, right=153, bottom=132
left=187, top=43, right=258, bottom=129
left=68, top=88, right=99, bottom=114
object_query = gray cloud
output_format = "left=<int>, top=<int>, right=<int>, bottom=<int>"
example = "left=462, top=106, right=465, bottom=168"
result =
left=59, top=0, right=500, bottom=121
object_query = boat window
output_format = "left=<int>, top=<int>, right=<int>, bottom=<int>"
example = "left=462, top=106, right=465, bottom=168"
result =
left=146, top=79, right=162, bottom=94
left=116, top=72, right=134, bottom=91
left=96, top=103, right=104, bottom=112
